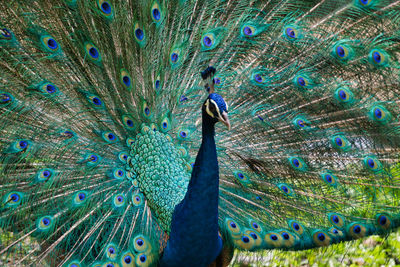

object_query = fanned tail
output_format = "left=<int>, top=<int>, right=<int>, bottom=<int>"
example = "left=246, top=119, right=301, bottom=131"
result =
left=1, top=0, right=400, bottom=266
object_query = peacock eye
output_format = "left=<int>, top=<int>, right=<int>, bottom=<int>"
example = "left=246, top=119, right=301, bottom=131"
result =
left=179, top=131, right=187, bottom=138
left=331, top=134, right=349, bottom=151
left=41, top=36, right=60, bottom=52
left=46, top=84, right=56, bottom=93
left=286, top=28, right=295, bottom=38
left=335, top=137, right=343, bottom=147
left=125, top=119, right=133, bottom=127
left=250, top=232, right=257, bottom=240
left=132, top=193, right=144, bottom=206
left=241, top=236, right=250, bottom=243
left=140, top=255, right=147, bottom=262
left=359, top=0, right=373, bottom=6
left=122, top=76, right=131, bottom=87
left=155, top=80, right=160, bottom=89
left=92, top=97, right=102, bottom=105
left=133, top=22, right=146, bottom=46
left=1, top=93, right=11, bottom=103
left=339, top=90, right=347, bottom=100
left=135, top=28, right=144, bottom=40
left=292, top=159, right=299, bottom=167
left=375, top=214, right=391, bottom=229
left=10, top=193, right=19, bottom=202
left=201, top=32, right=218, bottom=50
left=47, top=38, right=58, bottom=50
left=364, top=156, right=382, bottom=172
left=89, top=47, right=99, bottom=58
left=203, top=36, right=213, bottom=47
left=373, top=52, right=381, bottom=63
left=136, top=239, right=144, bottom=246
left=368, top=49, right=388, bottom=67
left=379, top=216, right=387, bottom=225
left=270, top=234, right=278, bottom=240
left=374, top=108, right=382, bottom=119
left=353, top=225, right=361, bottom=233
left=124, top=256, right=132, bottom=263
left=368, top=159, right=375, bottom=168
left=278, top=183, right=294, bottom=196
left=243, top=26, right=253, bottom=36
left=282, top=232, right=289, bottom=240
left=19, top=141, right=27, bottom=149
left=90, top=155, right=98, bottom=162
left=108, top=133, right=115, bottom=140
left=317, top=233, right=325, bottom=241
left=64, top=131, right=73, bottom=137
left=313, top=230, right=332, bottom=246
left=230, top=222, right=237, bottom=228
left=171, top=53, right=178, bottom=63
left=297, top=77, right=305, bottom=86
left=336, top=46, right=345, bottom=57
left=152, top=8, right=161, bottom=20
left=101, top=2, right=111, bottom=14
left=1, top=28, right=11, bottom=38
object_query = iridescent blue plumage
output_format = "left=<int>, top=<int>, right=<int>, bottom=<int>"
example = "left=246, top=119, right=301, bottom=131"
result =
left=160, top=70, right=229, bottom=266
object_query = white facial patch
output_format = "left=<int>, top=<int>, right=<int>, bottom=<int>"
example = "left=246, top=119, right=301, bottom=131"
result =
left=209, top=98, right=224, bottom=121
left=205, top=99, right=215, bottom=118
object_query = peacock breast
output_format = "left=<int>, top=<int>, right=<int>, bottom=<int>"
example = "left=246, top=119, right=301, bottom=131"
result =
left=126, top=124, right=191, bottom=232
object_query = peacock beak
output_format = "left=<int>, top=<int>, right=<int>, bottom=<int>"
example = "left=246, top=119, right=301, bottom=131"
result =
left=218, top=111, right=231, bottom=130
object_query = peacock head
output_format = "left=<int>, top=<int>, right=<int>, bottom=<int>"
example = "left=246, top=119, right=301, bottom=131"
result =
left=201, top=66, right=230, bottom=129
left=203, top=93, right=230, bottom=130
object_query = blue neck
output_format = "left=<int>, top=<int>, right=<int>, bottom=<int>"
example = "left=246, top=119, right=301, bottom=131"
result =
left=159, top=113, right=222, bottom=266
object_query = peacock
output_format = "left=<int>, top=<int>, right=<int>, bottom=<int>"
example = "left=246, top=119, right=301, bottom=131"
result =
left=1, top=0, right=400, bottom=266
